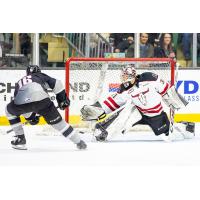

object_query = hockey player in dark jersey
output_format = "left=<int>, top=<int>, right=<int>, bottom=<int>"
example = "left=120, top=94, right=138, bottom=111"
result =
left=6, top=65, right=87, bottom=150
left=81, top=65, right=195, bottom=142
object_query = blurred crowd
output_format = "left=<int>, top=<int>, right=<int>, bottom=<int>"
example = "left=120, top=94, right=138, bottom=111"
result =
left=0, top=33, right=31, bottom=67
left=0, top=33, right=199, bottom=68
left=109, top=33, right=191, bottom=61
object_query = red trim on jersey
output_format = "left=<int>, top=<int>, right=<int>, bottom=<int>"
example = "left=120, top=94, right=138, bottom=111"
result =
left=142, top=88, right=149, bottom=95
left=136, top=103, right=162, bottom=111
left=136, top=106, right=163, bottom=114
left=103, top=100, right=116, bottom=111
left=131, top=93, right=139, bottom=98
left=143, top=106, right=163, bottom=113
left=159, top=83, right=169, bottom=96
left=108, top=97, right=120, bottom=109
left=136, top=102, right=163, bottom=114
left=131, top=88, right=149, bottom=98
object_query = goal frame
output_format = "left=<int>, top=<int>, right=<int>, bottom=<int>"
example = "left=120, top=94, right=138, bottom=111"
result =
left=65, top=57, right=176, bottom=122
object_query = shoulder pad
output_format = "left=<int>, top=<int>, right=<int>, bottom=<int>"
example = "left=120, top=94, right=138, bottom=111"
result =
left=137, top=72, right=158, bottom=82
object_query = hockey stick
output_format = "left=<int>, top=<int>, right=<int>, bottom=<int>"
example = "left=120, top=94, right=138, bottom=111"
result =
left=6, top=121, right=29, bottom=134
left=89, top=62, right=109, bottom=133
left=169, top=62, right=179, bottom=134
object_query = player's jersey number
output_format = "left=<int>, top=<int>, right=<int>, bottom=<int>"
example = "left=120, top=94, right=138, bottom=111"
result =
left=18, top=75, right=32, bottom=88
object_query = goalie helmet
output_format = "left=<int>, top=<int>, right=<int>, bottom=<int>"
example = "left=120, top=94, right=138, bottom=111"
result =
left=121, top=65, right=137, bottom=83
left=26, top=65, right=41, bottom=75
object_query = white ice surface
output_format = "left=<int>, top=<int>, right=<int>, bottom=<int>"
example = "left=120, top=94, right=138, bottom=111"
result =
left=0, top=124, right=200, bottom=166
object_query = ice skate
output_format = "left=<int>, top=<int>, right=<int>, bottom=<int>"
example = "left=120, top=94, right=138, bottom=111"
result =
left=95, top=123, right=108, bottom=142
left=76, top=140, right=87, bottom=150
left=11, top=134, right=27, bottom=150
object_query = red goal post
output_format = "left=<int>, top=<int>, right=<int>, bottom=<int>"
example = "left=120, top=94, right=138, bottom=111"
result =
left=65, top=57, right=176, bottom=126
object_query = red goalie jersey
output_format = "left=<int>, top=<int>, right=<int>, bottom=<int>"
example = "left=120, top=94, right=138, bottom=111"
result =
left=102, top=72, right=170, bottom=117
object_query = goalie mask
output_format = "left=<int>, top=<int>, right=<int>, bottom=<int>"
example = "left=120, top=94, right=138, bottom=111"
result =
left=26, top=65, right=41, bottom=75
left=121, top=65, right=136, bottom=82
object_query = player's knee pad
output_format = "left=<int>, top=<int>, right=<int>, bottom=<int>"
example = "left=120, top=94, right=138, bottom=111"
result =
left=6, top=101, right=17, bottom=117
left=38, top=102, right=62, bottom=125
left=5, top=105, right=21, bottom=125
left=5, top=105, right=12, bottom=118
left=51, top=119, right=74, bottom=137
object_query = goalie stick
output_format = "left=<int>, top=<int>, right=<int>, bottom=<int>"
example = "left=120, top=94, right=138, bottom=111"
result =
left=169, top=62, right=179, bottom=134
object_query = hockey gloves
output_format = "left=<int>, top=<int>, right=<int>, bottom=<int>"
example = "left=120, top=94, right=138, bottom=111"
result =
left=56, top=90, right=70, bottom=110
left=81, top=102, right=106, bottom=121
left=25, top=113, right=40, bottom=125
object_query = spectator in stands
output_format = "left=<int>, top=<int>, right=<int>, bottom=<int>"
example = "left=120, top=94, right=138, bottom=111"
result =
left=0, top=42, right=3, bottom=67
left=19, top=33, right=31, bottom=57
left=114, top=36, right=134, bottom=53
left=109, top=33, right=134, bottom=48
left=154, top=33, right=176, bottom=59
left=197, top=33, right=200, bottom=65
left=0, top=34, right=12, bottom=67
left=148, top=33, right=162, bottom=47
left=179, top=33, right=192, bottom=60
left=126, top=33, right=154, bottom=58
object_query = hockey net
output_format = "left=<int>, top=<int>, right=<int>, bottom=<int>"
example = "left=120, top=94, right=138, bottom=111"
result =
left=65, top=58, right=176, bottom=132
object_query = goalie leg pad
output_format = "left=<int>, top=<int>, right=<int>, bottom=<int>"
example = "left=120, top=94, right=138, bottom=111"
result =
left=106, top=102, right=142, bottom=140
left=180, top=121, right=195, bottom=134
left=164, top=122, right=195, bottom=141
left=175, top=122, right=195, bottom=139
left=162, top=86, right=188, bottom=110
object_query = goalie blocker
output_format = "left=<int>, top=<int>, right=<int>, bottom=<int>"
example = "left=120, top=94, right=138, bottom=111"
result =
left=162, top=86, right=188, bottom=110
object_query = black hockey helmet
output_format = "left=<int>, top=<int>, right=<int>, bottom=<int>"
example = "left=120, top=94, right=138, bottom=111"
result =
left=26, top=65, right=41, bottom=75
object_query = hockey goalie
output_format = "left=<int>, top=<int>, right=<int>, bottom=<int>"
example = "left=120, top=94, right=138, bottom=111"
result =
left=81, top=65, right=195, bottom=142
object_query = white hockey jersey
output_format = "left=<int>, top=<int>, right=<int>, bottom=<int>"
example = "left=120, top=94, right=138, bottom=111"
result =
left=102, top=72, right=170, bottom=117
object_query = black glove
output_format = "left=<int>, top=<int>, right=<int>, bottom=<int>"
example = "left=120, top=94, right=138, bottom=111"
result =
left=56, top=90, right=70, bottom=110
left=25, top=113, right=40, bottom=125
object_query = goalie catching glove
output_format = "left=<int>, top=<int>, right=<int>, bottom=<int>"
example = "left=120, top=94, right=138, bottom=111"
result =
left=81, top=101, right=106, bottom=121
left=56, top=90, right=70, bottom=110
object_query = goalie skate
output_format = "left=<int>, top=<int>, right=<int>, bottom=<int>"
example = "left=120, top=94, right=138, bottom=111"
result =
left=94, top=123, right=108, bottom=142
left=11, top=134, right=27, bottom=150
left=179, top=121, right=195, bottom=135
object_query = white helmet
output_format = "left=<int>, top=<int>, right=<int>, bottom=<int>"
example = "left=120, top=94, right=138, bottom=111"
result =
left=121, top=65, right=137, bottom=83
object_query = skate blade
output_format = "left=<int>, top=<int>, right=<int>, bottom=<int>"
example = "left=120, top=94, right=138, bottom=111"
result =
left=12, top=145, right=27, bottom=150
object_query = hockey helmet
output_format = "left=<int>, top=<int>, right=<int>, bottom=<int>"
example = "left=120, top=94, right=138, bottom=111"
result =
left=26, top=65, right=41, bottom=75
left=121, top=65, right=137, bottom=83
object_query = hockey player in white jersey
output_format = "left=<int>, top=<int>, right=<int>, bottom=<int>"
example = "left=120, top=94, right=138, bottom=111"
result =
left=81, top=65, right=195, bottom=142
left=5, top=65, right=87, bottom=150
